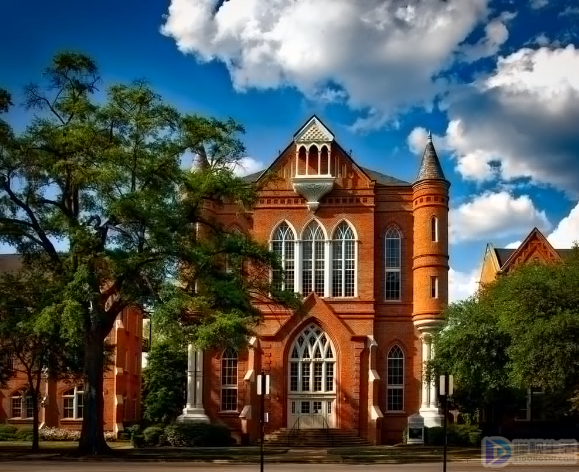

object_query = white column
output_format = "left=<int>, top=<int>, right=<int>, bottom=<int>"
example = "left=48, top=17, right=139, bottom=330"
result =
left=420, top=336, right=430, bottom=409
left=178, top=343, right=209, bottom=423
left=418, top=332, right=442, bottom=427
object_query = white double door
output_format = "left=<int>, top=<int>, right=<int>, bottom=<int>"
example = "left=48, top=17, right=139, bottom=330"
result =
left=288, top=396, right=335, bottom=429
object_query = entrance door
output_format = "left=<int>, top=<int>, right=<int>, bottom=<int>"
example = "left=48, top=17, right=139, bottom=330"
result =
left=287, top=324, right=336, bottom=429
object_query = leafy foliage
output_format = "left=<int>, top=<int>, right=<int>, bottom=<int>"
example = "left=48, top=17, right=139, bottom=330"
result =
left=142, top=342, right=187, bottom=424
left=0, top=51, right=300, bottom=454
left=432, top=251, right=579, bottom=420
left=164, top=423, right=231, bottom=447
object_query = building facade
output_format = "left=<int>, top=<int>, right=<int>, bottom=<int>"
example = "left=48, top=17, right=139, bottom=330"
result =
left=182, top=116, right=450, bottom=444
left=0, top=254, right=143, bottom=434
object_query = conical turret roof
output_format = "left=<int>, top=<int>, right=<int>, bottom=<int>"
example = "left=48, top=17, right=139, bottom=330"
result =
left=416, top=132, right=446, bottom=182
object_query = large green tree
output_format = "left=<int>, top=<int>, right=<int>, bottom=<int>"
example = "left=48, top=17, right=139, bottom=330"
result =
left=0, top=52, right=299, bottom=454
left=432, top=253, right=579, bottom=422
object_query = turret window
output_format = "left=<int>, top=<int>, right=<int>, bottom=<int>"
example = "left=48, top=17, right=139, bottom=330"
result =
left=385, top=227, right=401, bottom=301
left=431, top=276, right=439, bottom=299
left=431, top=216, right=438, bottom=242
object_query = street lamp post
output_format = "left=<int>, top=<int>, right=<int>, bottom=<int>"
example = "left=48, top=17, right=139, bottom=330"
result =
left=439, top=374, right=453, bottom=472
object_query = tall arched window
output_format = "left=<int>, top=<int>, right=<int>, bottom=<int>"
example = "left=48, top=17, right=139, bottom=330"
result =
left=221, top=348, right=238, bottom=412
left=289, top=324, right=335, bottom=393
left=431, top=216, right=438, bottom=242
left=302, top=222, right=325, bottom=296
left=332, top=222, right=355, bottom=297
left=63, top=385, right=84, bottom=419
left=387, top=346, right=404, bottom=411
left=385, top=227, right=401, bottom=300
left=271, top=222, right=295, bottom=291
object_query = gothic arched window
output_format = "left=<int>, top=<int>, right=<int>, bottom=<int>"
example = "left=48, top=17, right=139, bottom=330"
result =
left=271, top=222, right=295, bottom=291
left=302, top=222, right=325, bottom=296
left=385, top=227, right=401, bottom=300
left=332, top=222, right=355, bottom=297
left=221, top=348, right=238, bottom=412
left=387, top=346, right=404, bottom=411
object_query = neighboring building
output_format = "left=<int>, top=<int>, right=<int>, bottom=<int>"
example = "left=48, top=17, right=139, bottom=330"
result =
left=479, top=227, right=574, bottom=424
left=181, top=116, right=450, bottom=444
left=479, top=227, right=573, bottom=286
left=0, top=254, right=143, bottom=434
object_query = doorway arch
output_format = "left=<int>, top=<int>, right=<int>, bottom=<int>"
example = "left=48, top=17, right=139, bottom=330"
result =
left=287, top=323, right=337, bottom=429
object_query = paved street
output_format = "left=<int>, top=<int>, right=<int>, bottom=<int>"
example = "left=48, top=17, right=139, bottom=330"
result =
left=1, top=462, right=579, bottom=472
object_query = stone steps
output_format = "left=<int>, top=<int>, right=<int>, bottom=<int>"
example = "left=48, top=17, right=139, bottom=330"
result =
left=264, top=428, right=371, bottom=448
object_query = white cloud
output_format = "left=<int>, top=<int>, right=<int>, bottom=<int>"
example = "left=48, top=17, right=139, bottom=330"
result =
left=439, top=45, right=579, bottom=195
left=530, top=0, right=549, bottom=9
left=449, top=191, right=551, bottom=243
left=407, top=127, right=446, bottom=154
left=449, top=266, right=480, bottom=302
left=231, top=157, right=265, bottom=177
left=547, top=203, right=579, bottom=248
left=161, top=0, right=493, bottom=130
left=458, top=12, right=516, bottom=62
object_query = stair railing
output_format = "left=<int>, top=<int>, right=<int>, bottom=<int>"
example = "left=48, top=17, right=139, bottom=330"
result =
left=319, top=415, right=333, bottom=446
left=287, top=416, right=300, bottom=446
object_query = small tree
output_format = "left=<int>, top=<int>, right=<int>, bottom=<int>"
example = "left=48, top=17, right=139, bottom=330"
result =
left=0, top=262, right=83, bottom=451
left=142, top=342, right=187, bottom=424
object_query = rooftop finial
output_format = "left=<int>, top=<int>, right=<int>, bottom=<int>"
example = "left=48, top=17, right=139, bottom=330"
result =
left=427, top=130, right=432, bottom=142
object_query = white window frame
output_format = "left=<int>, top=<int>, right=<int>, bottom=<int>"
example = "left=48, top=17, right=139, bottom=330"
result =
left=11, top=389, right=33, bottom=419
left=386, top=346, right=404, bottom=412
left=301, top=222, right=326, bottom=296
left=385, top=227, right=401, bottom=301
left=271, top=222, right=296, bottom=292
left=62, top=385, right=84, bottom=419
left=331, top=222, right=356, bottom=298
left=220, top=348, right=238, bottom=412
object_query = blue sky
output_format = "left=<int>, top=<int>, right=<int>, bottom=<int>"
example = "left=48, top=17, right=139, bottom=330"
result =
left=1, top=0, right=579, bottom=300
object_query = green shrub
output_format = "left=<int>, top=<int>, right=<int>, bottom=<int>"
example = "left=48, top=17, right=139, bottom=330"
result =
left=143, top=426, right=165, bottom=446
left=126, top=424, right=141, bottom=439
left=468, top=430, right=482, bottom=446
left=0, top=425, right=17, bottom=435
left=15, top=426, right=33, bottom=441
left=424, top=424, right=482, bottom=447
left=426, top=426, right=445, bottom=446
left=164, top=423, right=231, bottom=447
left=132, top=433, right=146, bottom=448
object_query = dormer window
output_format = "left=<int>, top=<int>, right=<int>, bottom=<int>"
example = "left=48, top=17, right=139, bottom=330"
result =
left=292, top=117, right=335, bottom=211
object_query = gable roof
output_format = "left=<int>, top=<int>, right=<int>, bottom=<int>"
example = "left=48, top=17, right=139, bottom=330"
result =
left=241, top=115, right=410, bottom=186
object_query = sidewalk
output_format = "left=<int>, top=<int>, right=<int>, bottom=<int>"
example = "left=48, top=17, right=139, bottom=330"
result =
left=0, top=442, right=485, bottom=464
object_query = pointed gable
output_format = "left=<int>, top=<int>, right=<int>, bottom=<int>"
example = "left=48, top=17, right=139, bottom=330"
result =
left=479, top=243, right=502, bottom=285
left=501, top=227, right=562, bottom=273
left=294, top=116, right=334, bottom=144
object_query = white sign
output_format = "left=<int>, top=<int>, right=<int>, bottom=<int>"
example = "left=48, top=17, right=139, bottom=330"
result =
left=439, top=375, right=454, bottom=396
left=257, top=374, right=270, bottom=395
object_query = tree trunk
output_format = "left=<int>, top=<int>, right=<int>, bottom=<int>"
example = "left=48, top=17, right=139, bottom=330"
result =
left=78, top=329, right=111, bottom=455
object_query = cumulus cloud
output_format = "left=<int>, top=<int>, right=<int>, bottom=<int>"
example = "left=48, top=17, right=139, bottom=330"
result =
left=436, top=45, right=579, bottom=196
left=547, top=203, right=579, bottom=248
left=458, top=12, right=516, bottom=62
left=530, top=0, right=549, bottom=9
left=449, top=266, right=480, bottom=302
left=161, top=0, right=494, bottom=130
left=231, top=157, right=265, bottom=177
left=449, top=191, right=551, bottom=243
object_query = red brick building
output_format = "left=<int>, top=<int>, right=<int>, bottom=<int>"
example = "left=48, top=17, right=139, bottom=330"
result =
left=0, top=255, right=143, bottom=434
left=181, top=116, right=450, bottom=444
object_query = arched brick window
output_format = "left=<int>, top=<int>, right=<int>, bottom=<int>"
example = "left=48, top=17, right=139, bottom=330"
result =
left=221, top=348, right=238, bottom=412
left=387, top=346, right=404, bottom=411
left=11, top=389, right=33, bottom=419
left=63, top=385, right=84, bottom=419
left=271, top=222, right=295, bottom=291
left=332, top=222, right=356, bottom=297
left=302, top=222, right=325, bottom=295
left=385, top=227, right=401, bottom=300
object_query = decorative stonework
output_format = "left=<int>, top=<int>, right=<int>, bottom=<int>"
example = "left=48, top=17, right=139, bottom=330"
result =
left=294, top=117, right=334, bottom=144
left=291, top=175, right=335, bottom=211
